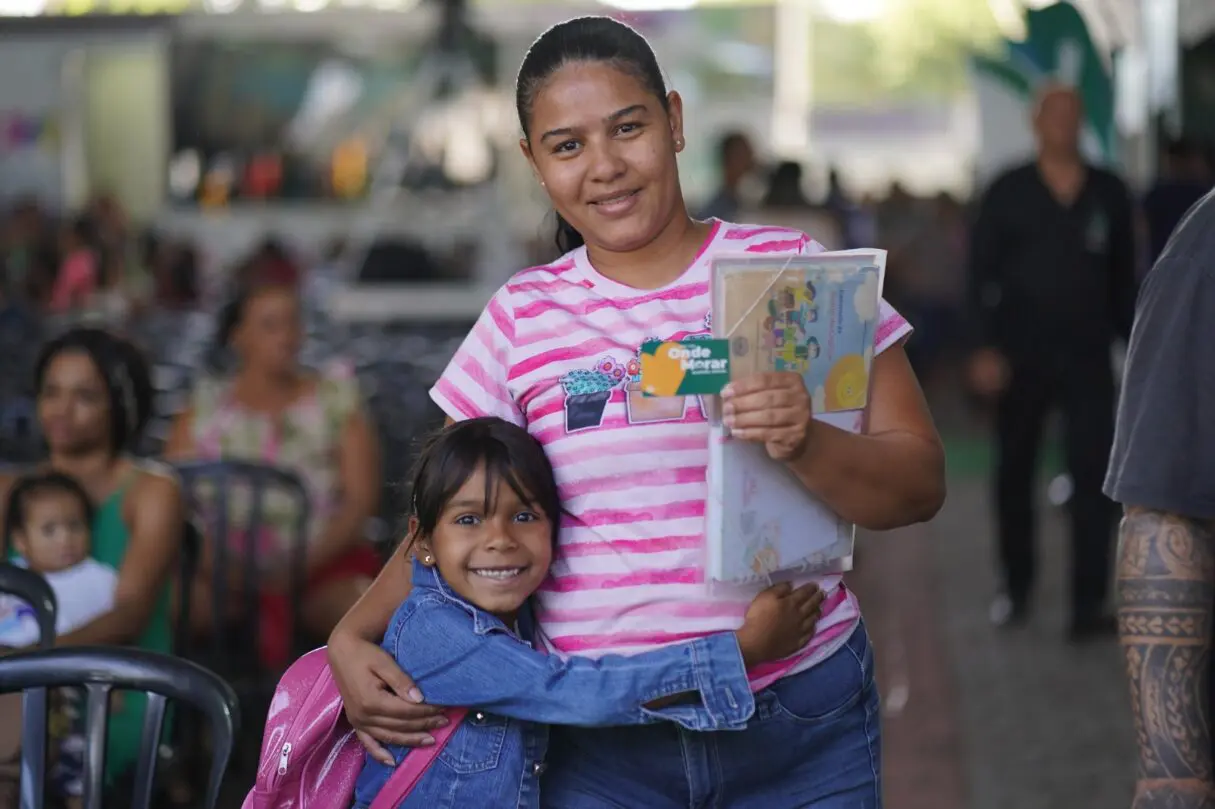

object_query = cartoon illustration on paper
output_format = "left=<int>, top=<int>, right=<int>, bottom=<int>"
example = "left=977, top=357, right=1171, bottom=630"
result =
left=762, top=282, right=820, bottom=374
left=729, top=264, right=880, bottom=414
left=745, top=520, right=782, bottom=576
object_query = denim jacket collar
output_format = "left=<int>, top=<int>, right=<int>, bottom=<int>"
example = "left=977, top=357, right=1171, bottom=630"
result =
left=411, top=559, right=513, bottom=637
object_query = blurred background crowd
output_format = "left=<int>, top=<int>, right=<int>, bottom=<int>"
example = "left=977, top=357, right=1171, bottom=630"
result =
left=0, top=0, right=1211, bottom=807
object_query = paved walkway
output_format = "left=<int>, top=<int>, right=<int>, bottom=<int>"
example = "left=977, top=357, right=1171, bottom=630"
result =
left=851, top=475, right=1137, bottom=809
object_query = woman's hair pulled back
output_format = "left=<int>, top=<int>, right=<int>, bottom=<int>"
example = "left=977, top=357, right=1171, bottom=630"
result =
left=515, top=16, right=670, bottom=255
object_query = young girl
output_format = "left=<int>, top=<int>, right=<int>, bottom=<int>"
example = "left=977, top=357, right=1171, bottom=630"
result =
left=331, top=16, right=944, bottom=808
left=353, top=417, right=823, bottom=808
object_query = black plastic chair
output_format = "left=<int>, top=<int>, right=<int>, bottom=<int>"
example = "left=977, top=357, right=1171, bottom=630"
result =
left=173, top=518, right=203, bottom=660
left=0, top=563, right=56, bottom=649
left=0, top=563, right=57, bottom=809
left=0, top=647, right=239, bottom=809
left=173, top=459, right=311, bottom=673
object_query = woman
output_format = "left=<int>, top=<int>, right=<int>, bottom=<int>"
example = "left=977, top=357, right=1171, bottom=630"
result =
left=0, top=327, right=183, bottom=789
left=48, top=217, right=100, bottom=313
left=328, top=16, right=945, bottom=807
left=165, top=280, right=381, bottom=665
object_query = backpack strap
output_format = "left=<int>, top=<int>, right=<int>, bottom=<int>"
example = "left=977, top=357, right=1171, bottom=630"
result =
left=368, top=707, right=468, bottom=809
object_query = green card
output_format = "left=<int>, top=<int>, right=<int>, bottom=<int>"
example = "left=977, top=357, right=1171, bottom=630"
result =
left=639, top=338, right=731, bottom=397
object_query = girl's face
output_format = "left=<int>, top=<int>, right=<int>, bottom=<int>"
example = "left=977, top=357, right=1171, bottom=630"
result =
left=416, top=464, right=554, bottom=625
left=37, top=350, right=111, bottom=454
left=233, top=286, right=302, bottom=376
left=522, top=61, right=686, bottom=254
left=13, top=490, right=90, bottom=573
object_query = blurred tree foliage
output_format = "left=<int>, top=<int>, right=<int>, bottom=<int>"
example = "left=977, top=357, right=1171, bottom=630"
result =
left=812, top=0, right=1006, bottom=103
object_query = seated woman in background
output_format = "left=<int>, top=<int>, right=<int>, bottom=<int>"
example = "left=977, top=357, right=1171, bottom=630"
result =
left=47, top=217, right=100, bottom=313
left=166, top=280, right=382, bottom=666
left=0, top=327, right=183, bottom=798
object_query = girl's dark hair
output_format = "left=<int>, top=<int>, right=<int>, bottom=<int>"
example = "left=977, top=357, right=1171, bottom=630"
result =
left=406, top=417, right=560, bottom=551
left=34, top=328, right=154, bottom=455
left=3, top=471, right=94, bottom=550
left=515, top=16, right=670, bottom=255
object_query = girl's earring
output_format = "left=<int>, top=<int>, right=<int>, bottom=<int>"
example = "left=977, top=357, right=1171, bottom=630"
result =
left=423, top=553, right=434, bottom=565
left=674, top=137, right=685, bottom=152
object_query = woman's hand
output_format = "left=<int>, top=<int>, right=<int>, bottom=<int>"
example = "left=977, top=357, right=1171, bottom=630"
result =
left=327, top=630, right=448, bottom=766
left=721, top=372, right=815, bottom=462
left=734, top=582, right=824, bottom=667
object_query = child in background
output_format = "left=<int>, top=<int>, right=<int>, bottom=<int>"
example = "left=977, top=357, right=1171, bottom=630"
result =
left=0, top=471, right=120, bottom=807
left=48, top=218, right=99, bottom=312
left=353, top=418, right=822, bottom=808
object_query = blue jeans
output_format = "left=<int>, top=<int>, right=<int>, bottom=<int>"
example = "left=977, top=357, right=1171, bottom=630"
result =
left=540, top=622, right=881, bottom=808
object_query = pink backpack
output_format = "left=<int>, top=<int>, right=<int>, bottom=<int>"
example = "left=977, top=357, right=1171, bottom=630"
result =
left=242, top=647, right=466, bottom=809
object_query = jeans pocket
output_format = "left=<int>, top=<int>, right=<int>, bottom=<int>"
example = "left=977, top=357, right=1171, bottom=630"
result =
left=766, top=627, right=874, bottom=725
left=437, top=713, right=508, bottom=775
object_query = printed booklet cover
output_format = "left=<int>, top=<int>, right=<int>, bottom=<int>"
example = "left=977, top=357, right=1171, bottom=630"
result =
left=706, top=249, right=886, bottom=584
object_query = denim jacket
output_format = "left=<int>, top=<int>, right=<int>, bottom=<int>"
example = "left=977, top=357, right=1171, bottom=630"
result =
left=353, top=560, right=755, bottom=809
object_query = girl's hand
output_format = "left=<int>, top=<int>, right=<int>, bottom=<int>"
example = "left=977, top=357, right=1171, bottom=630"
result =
left=327, top=630, right=448, bottom=766
left=735, top=582, right=824, bottom=667
left=721, top=373, right=815, bottom=462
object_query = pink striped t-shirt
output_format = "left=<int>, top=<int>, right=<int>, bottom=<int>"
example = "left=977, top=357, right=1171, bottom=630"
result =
left=430, top=220, right=913, bottom=690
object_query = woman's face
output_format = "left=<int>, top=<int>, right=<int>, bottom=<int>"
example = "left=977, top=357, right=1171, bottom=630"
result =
left=37, top=350, right=111, bottom=454
left=233, top=286, right=302, bottom=375
left=522, top=61, right=685, bottom=254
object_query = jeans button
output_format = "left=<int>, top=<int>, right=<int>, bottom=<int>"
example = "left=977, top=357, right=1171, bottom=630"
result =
left=533, top=761, right=547, bottom=776
left=473, top=711, right=486, bottom=723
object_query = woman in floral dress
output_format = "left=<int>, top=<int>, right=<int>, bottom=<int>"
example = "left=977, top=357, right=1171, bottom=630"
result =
left=166, top=280, right=382, bottom=665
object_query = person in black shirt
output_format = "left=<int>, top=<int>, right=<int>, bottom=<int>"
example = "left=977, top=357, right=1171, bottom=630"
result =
left=1105, top=189, right=1215, bottom=809
left=1142, top=137, right=1211, bottom=268
left=966, top=84, right=1138, bottom=640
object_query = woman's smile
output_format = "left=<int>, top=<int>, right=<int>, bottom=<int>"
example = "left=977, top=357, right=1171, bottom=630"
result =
left=589, top=189, right=642, bottom=218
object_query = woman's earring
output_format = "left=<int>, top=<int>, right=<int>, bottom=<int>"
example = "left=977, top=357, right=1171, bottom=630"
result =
left=423, top=554, right=434, bottom=565
left=674, top=137, right=685, bottom=152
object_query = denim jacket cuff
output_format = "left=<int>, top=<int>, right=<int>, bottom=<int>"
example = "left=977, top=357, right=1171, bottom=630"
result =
left=639, top=633, right=755, bottom=731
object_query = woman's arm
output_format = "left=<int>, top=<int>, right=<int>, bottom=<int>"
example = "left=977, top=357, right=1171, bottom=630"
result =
left=304, top=407, right=381, bottom=574
left=328, top=543, right=444, bottom=757
left=163, top=407, right=194, bottom=461
left=57, top=471, right=182, bottom=646
left=723, top=345, right=945, bottom=530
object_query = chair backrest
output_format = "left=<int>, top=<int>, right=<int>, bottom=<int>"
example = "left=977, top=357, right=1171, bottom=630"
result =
left=0, top=563, right=56, bottom=809
left=173, top=460, right=310, bottom=667
left=0, top=563, right=56, bottom=648
left=173, top=518, right=203, bottom=658
left=0, top=646, right=239, bottom=809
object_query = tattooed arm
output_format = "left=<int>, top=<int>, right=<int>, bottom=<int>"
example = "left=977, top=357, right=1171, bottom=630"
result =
left=1118, top=507, right=1215, bottom=809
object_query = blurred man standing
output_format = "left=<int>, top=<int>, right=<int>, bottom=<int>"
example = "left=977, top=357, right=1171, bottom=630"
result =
left=1106, top=189, right=1215, bottom=809
left=967, top=84, right=1138, bottom=640
left=698, top=131, right=755, bottom=222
